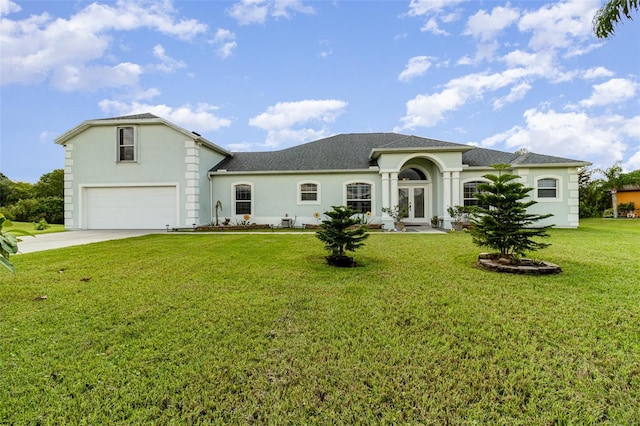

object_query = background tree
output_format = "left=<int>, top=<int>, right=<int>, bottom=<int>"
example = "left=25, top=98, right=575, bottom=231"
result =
left=578, top=167, right=610, bottom=218
left=33, top=169, right=64, bottom=199
left=470, top=164, right=553, bottom=261
left=593, top=0, right=638, bottom=38
left=316, top=205, right=369, bottom=267
left=594, top=162, right=640, bottom=218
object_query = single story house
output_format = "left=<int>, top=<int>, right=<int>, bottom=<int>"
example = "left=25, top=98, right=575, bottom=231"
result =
left=55, top=113, right=590, bottom=230
left=615, top=185, right=640, bottom=217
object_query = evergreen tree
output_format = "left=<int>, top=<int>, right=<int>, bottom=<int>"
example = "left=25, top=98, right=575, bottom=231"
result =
left=470, top=165, right=553, bottom=260
left=316, top=205, right=369, bottom=267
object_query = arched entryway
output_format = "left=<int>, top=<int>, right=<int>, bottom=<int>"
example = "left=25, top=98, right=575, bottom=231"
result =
left=398, top=167, right=431, bottom=224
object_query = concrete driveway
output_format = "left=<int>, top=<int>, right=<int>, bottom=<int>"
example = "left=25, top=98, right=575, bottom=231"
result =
left=17, top=230, right=159, bottom=254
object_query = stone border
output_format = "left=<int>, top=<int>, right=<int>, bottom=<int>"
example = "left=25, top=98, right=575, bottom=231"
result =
left=477, top=253, right=561, bottom=275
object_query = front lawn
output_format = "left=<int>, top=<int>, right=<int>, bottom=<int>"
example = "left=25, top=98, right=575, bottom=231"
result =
left=6, top=221, right=65, bottom=235
left=1, top=219, right=638, bottom=424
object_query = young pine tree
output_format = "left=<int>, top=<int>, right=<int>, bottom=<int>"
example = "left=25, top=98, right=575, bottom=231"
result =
left=470, top=165, right=554, bottom=260
left=316, top=205, right=369, bottom=267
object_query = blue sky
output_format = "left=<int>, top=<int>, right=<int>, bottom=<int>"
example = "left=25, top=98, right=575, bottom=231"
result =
left=1, top=0, right=639, bottom=183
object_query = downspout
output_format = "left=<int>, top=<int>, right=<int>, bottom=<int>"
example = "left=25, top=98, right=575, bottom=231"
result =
left=208, top=172, right=214, bottom=225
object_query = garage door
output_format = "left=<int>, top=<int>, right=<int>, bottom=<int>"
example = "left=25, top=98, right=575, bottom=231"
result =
left=85, top=186, right=177, bottom=229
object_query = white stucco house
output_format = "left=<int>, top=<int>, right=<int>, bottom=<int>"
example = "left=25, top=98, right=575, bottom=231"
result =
left=55, top=113, right=590, bottom=230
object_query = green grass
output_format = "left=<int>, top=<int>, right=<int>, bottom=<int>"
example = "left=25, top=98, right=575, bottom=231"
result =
left=1, top=219, right=639, bottom=424
left=6, top=221, right=65, bottom=235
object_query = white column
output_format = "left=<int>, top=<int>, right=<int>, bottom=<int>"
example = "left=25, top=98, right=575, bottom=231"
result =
left=443, top=171, right=452, bottom=219
left=451, top=171, right=460, bottom=206
left=381, top=172, right=390, bottom=211
left=390, top=172, right=399, bottom=207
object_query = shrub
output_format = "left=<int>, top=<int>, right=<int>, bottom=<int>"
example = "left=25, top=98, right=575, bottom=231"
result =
left=34, top=218, right=50, bottom=230
left=316, top=206, right=369, bottom=267
left=470, top=164, right=554, bottom=260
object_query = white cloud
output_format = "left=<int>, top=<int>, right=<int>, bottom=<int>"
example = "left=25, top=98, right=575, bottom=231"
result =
left=0, top=0, right=20, bottom=16
left=228, top=0, right=314, bottom=25
left=0, top=0, right=206, bottom=89
left=421, top=17, right=449, bottom=35
left=151, top=44, right=186, bottom=73
left=493, top=82, right=532, bottom=110
left=398, top=56, right=433, bottom=82
left=624, top=148, right=640, bottom=171
left=579, top=78, right=638, bottom=108
left=582, top=66, right=614, bottom=80
left=51, top=62, right=142, bottom=92
left=249, top=99, right=347, bottom=147
left=407, top=0, right=464, bottom=35
left=272, top=0, right=315, bottom=19
left=479, top=108, right=639, bottom=168
left=407, top=0, right=463, bottom=17
left=212, top=28, right=237, bottom=59
left=398, top=67, right=540, bottom=129
left=464, top=5, right=519, bottom=42
left=99, top=99, right=232, bottom=132
left=518, top=0, right=599, bottom=52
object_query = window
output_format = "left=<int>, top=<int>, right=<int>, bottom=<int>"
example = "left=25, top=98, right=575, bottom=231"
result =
left=234, top=184, right=252, bottom=215
left=300, top=183, right=318, bottom=202
left=463, top=181, right=485, bottom=207
left=399, top=167, right=427, bottom=181
left=346, top=182, right=371, bottom=213
left=117, top=127, right=136, bottom=162
left=537, top=178, right=558, bottom=198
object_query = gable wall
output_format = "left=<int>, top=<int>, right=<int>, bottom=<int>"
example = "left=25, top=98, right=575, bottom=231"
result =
left=63, top=123, right=226, bottom=229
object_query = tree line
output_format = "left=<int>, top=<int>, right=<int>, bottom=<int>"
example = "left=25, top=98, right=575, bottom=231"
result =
left=0, top=169, right=64, bottom=224
left=580, top=164, right=640, bottom=218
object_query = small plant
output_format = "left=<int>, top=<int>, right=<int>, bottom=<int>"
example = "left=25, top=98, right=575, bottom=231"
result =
left=0, top=214, right=33, bottom=273
left=316, top=206, right=369, bottom=267
left=618, top=202, right=635, bottom=215
left=236, top=214, right=251, bottom=226
left=431, top=216, right=440, bottom=227
left=34, top=218, right=49, bottom=230
left=382, top=205, right=409, bottom=223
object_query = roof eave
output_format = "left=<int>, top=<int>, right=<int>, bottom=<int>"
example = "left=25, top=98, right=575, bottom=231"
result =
left=370, top=146, right=473, bottom=160
left=209, top=167, right=379, bottom=176
left=54, top=116, right=232, bottom=157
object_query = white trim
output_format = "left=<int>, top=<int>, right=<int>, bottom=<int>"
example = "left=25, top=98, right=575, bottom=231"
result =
left=343, top=180, right=375, bottom=213
left=232, top=181, right=254, bottom=217
left=535, top=175, right=562, bottom=202
left=79, top=183, right=179, bottom=229
left=115, top=126, right=138, bottom=163
left=297, top=180, right=321, bottom=205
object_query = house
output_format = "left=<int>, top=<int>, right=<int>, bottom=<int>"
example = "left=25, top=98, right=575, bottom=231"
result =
left=616, top=185, right=640, bottom=217
left=55, top=113, right=590, bottom=230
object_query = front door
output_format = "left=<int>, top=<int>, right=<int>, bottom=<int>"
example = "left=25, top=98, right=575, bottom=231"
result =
left=399, top=186, right=429, bottom=224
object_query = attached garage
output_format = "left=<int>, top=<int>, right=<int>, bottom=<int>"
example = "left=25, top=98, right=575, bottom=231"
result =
left=84, top=186, right=178, bottom=229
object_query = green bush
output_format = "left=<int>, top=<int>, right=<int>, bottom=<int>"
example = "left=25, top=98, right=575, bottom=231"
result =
left=618, top=202, right=635, bottom=214
left=34, top=218, right=50, bottom=230
left=7, top=196, right=63, bottom=224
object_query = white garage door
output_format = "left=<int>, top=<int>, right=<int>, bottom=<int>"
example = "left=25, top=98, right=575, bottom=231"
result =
left=85, top=186, right=177, bottom=229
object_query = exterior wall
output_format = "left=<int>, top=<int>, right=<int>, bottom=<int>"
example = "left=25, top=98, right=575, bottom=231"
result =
left=62, top=123, right=226, bottom=229
left=210, top=171, right=381, bottom=226
left=455, top=166, right=581, bottom=228
left=616, top=190, right=640, bottom=216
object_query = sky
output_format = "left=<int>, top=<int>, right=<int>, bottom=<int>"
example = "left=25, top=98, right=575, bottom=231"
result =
left=1, top=0, right=639, bottom=183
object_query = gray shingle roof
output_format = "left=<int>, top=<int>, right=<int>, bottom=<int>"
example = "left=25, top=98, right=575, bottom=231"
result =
left=94, top=113, right=161, bottom=121
left=211, top=133, right=587, bottom=173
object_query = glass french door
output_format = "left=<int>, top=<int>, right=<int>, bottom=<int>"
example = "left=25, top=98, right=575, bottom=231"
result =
left=399, top=186, right=428, bottom=223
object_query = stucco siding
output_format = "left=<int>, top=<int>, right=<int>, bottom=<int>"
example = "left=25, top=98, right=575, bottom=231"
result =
left=210, top=172, right=381, bottom=226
